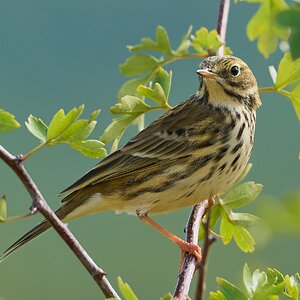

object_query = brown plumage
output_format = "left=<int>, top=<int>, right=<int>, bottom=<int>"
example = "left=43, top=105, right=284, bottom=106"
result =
left=2, top=55, right=261, bottom=260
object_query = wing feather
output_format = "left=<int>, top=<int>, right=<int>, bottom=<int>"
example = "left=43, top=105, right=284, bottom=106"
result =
left=60, top=93, right=217, bottom=200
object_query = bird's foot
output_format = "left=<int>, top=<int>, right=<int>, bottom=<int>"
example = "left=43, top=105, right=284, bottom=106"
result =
left=177, top=239, right=202, bottom=272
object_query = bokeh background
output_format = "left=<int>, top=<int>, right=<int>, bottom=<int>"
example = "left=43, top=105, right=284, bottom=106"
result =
left=0, top=1, right=299, bottom=299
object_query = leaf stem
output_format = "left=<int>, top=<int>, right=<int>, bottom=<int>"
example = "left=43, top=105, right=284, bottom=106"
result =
left=259, top=86, right=291, bottom=98
left=21, top=142, right=47, bottom=161
left=217, top=0, right=231, bottom=56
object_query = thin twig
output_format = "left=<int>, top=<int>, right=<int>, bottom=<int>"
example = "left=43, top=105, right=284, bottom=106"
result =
left=0, top=144, right=120, bottom=300
left=173, top=201, right=208, bottom=300
left=195, top=211, right=216, bottom=300
left=217, top=0, right=231, bottom=57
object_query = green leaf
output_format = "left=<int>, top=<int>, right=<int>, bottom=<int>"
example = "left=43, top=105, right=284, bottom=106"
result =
left=276, top=52, right=300, bottom=89
left=209, top=291, right=228, bottom=300
left=246, top=0, right=289, bottom=58
left=47, top=105, right=84, bottom=140
left=221, top=182, right=263, bottom=209
left=243, top=264, right=253, bottom=297
left=191, top=27, right=222, bottom=55
left=0, top=109, right=20, bottom=134
left=176, top=26, right=193, bottom=54
left=25, top=115, right=48, bottom=142
left=53, top=119, right=96, bottom=144
left=110, top=96, right=151, bottom=115
left=128, top=25, right=173, bottom=55
left=216, top=277, right=248, bottom=300
left=151, top=67, right=172, bottom=100
left=284, top=274, right=300, bottom=300
left=100, top=113, right=141, bottom=144
left=118, top=77, right=148, bottom=100
left=232, top=225, right=255, bottom=253
left=137, top=83, right=167, bottom=106
left=289, top=83, right=300, bottom=121
left=220, top=212, right=234, bottom=245
left=278, top=8, right=300, bottom=60
left=160, top=293, right=174, bottom=300
left=228, top=212, right=260, bottom=226
left=117, top=277, right=139, bottom=300
left=220, top=213, right=255, bottom=252
left=0, top=195, right=7, bottom=222
left=120, top=54, right=159, bottom=76
left=70, top=140, right=107, bottom=158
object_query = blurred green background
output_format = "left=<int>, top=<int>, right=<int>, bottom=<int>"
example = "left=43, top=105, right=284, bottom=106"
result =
left=0, top=1, right=299, bottom=299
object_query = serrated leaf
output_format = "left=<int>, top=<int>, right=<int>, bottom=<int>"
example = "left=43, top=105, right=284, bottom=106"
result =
left=137, top=83, right=166, bottom=106
left=232, top=225, right=255, bottom=253
left=220, top=213, right=234, bottom=244
left=118, top=77, right=148, bottom=100
left=246, top=0, right=289, bottom=58
left=176, top=26, right=193, bottom=54
left=117, top=277, right=139, bottom=300
left=284, top=275, right=299, bottom=300
left=220, top=213, right=255, bottom=252
left=276, top=52, right=300, bottom=89
left=128, top=25, right=173, bottom=56
left=191, top=27, right=222, bottom=55
left=289, top=83, right=300, bottom=121
left=0, top=195, right=7, bottom=222
left=70, top=140, right=106, bottom=158
left=0, top=109, right=20, bottom=134
left=110, top=96, right=151, bottom=115
left=209, top=291, right=228, bottom=300
left=120, top=54, right=159, bottom=76
left=216, top=277, right=248, bottom=300
left=228, top=212, right=260, bottom=226
left=53, top=119, right=96, bottom=144
left=221, top=182, right=263, bottom=209
left=47, top=105, right=84, bottom=140
left=278, top=8, right=300, bottom=60
left=100, top=114, right=141, bottom=144
left=25, top=115, right=48, bottom=142
left=151, top=67, right=172, bottom=100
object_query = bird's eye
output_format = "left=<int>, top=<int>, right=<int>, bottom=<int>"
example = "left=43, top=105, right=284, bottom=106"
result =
left=230, top=65, right=240, bottom=76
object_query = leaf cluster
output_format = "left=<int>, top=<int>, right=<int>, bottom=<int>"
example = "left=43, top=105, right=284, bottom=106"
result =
left=244, top=0, right=289, bottom=58
left=263, top=52, right=300, bottom=121
left=199, top=165, right=262, bottom=253
left=102, top=25, right=230, bottom=150
left=210, top=264, right=300, bottom=300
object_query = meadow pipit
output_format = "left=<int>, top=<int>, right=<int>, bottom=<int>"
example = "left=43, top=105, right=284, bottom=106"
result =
left=2, top=55, right=261, bottom=261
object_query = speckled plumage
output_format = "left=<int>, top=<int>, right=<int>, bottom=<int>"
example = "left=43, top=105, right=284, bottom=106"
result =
left=2, top=55, right=261, bottom=259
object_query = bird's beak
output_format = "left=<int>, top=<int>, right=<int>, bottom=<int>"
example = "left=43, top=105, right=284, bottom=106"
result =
left=196, top=68, right=218, bottom=79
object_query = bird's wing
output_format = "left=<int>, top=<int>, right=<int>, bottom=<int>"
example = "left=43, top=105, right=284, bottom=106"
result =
left=60, top=93, right=216, bottom=198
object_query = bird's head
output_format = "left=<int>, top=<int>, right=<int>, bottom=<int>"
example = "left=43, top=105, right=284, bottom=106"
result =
left=197, top=55, right=261, bottom=110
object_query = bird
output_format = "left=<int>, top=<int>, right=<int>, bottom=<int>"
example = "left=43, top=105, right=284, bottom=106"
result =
left=2, top=55, right=261, bottom=262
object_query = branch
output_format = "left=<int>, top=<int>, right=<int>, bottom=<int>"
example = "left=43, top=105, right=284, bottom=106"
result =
left=0, top=145, right=120, bottom=300
left=173, top=201, right=208, bottom=300
left=173, top=1, right=232, bottom=299
left=195, top=212, right=216, bottom=300
left=217, top=0, right=231, bottom=56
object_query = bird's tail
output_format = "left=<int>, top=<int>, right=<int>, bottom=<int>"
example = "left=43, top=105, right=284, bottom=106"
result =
left=1, top=189, right=84, bottom=261
left=1, top=187, right=105, bottom=261
left=1, top=219, right=52, bottom=261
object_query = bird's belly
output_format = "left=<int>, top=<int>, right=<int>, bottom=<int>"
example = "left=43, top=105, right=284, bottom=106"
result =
left=114, top=150, right=250, bottom=215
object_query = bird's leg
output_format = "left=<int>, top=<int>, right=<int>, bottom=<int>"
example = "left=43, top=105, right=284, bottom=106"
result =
left=138, top=213, right=202, bottom=270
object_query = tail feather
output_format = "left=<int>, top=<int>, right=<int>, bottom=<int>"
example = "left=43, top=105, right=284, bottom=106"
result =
left=1, top=220, right=51, bottom=261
